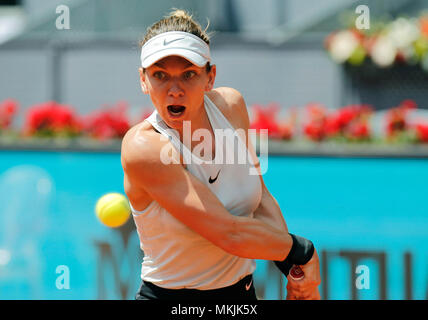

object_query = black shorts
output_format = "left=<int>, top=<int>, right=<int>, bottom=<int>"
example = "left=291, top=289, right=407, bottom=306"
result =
left=135, top=274, right=257, bottom=301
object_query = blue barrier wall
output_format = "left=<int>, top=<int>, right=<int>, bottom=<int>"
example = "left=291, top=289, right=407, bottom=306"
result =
left=0, top=150, right=427, bottom=299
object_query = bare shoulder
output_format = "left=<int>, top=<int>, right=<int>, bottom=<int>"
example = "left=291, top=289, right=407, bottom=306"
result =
left=121, top=121, right=183, bottom=209
left=207, top=87, right=246, bottom=112
left=121, top=120, right=186, bottom=180
left=121, top=121, right=166, bottom=169
left=207, top=87, right=250, bottom=130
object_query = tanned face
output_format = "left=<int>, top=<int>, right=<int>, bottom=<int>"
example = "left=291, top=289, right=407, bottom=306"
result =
left=139, top=56, right=216, bottom=131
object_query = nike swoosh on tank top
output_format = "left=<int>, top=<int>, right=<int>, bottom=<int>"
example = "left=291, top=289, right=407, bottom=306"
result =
left=130, top=94, right=262, bottom=290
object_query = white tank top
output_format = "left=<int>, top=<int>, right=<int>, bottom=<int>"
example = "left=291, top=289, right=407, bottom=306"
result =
left=130, top=94, right=262, bottom=290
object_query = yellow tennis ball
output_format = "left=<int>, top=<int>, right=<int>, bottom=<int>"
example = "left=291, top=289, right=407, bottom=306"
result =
left=95, top=193, right=131, bottom=228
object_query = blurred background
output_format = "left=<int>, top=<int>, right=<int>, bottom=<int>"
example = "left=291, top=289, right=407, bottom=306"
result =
left=0, top=0, right=427, bottom=300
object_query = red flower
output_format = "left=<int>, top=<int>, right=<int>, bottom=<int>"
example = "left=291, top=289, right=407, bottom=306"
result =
left=303, top=103, right=372, bottom=142
left=401, top=99, right=417, bottom=110
left=326, top=105, right=358, bottom=137
left=278, top=123, right=293, bottom=140
left=82, top=101, right=130, bottom=140
left=303, top=103, right=327, bottom=141
left=385, top=100, right=417, bottom=137
left=249, top=103, right=281, bottom=138
left=23, top=101, right=81, bottom=136
left=324, top=116, right=341, bottom=137
left=347, top=121, right=370, bottom=140
left=414, top=123, right=428, bottom=143
left=306, top=103, right=327, bottom=120
left=304, top=122, right=325, bottom=141
left=0, top=99, right=19, bottom=129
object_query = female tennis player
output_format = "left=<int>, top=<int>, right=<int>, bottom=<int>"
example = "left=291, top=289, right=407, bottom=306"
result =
left=121, top=9, right=321, bottom=300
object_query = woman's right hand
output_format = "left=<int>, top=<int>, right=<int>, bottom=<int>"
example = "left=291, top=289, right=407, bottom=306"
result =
left=286, top=249, right=322, bottom=300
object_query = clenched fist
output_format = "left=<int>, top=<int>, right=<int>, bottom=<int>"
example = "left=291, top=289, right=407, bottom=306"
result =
left=286, top=249, right=321, bottom=300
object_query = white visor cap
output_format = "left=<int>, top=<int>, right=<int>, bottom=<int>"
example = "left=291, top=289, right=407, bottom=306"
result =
left=140, top=31, right=211, bottom=68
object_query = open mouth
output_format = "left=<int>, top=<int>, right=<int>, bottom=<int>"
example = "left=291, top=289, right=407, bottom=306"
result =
left=167, top=105, right=186, bottom=117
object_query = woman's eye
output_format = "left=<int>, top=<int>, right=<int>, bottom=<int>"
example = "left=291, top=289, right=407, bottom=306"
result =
left=153, top=71, right=166, bottom=80
left=183, top=71, right=196, bottom=80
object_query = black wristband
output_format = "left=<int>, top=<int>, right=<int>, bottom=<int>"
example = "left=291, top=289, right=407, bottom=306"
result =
left=274, top=233, right=315, bottom=276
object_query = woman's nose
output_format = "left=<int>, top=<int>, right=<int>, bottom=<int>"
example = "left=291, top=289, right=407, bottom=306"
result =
left=168, top=80, right=184, bottom=98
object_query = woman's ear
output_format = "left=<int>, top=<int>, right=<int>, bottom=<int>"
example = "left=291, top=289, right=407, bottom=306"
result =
left=139, top=67, right=149, bottom=94
left=205, top=64, right=216, bottom=92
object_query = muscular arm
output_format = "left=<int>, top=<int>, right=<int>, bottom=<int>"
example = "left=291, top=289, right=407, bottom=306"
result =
left=219, top=89, right=321, bottom=299
left=227, top=88, right=321, bottom=299
left=253, top=180, right=288, bottom=232
left=223, top=87, right=288, bottom=232
left=121, top=125, right=293, bottom=262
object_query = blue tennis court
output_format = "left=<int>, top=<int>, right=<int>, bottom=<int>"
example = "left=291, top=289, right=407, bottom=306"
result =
left=0, top=151, right=426, bottom=299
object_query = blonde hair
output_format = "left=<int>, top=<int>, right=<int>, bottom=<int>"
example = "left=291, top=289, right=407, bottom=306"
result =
left=140, top=9, right=211, bottom=47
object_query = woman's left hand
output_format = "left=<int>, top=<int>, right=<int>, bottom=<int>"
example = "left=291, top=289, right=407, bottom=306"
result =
left=286, top=249, right=322, bottom=300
